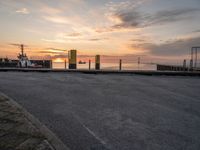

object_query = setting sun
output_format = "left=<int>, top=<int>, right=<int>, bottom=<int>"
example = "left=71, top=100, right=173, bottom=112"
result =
left=52, top=58, right=65, bottom=63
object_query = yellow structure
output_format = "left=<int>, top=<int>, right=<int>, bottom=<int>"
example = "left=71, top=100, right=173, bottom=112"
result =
left=95, top=55, right=100, bottom=70
left=68, top=50, right=77, bottom=69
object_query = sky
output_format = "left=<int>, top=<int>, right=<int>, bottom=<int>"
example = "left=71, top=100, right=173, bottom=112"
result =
left=0, top=0, right=200, bottom=64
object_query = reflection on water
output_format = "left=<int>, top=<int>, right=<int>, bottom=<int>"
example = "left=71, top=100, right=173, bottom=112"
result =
left=53, top=62, right=157, bottom=70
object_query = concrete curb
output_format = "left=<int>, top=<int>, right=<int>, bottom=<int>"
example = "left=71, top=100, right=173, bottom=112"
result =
left=0, top=68, right=200, bottom=76
left=0, top=91, right=70, bottom=150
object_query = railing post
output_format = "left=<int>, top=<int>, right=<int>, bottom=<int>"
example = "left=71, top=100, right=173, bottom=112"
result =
left=138, top=57, right=140, bottom=70
left=119, top=59, right=122, bottom=71
left=89, top=59, right=91, bottom=70
left=64, top=59, right=67, bottom=69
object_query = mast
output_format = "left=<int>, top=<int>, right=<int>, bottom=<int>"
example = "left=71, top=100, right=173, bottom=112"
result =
left=21, top=44, right=24, bottom=56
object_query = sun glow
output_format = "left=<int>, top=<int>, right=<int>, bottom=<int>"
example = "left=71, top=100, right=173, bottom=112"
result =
left=52, top=58, right=65, bottom=63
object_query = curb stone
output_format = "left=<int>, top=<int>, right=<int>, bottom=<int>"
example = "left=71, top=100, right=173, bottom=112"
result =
left=0, top=91, right=70, bottom=150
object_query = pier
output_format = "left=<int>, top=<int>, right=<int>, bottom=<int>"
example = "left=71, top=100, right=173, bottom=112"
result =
left=157, top=64, right=189, bottom=71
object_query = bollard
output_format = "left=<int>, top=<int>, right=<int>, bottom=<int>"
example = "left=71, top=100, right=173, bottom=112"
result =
left=64, top=59, right=67, bottom=69
left=95, top=55, right=100, bottom=70
left=138, top=57, right=140, bottom=70
left=119, top=59, right=122, bottom=71
left=68, top=50, right=77, bottom=69
left=183, top=59, right=186, bottom=71
left=89, top=60, right=91, bottom=70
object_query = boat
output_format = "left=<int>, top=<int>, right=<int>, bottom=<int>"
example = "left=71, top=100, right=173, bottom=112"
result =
left=17, top=44, right=41, bottom=68
left=78, top=60, right=86, bottom=64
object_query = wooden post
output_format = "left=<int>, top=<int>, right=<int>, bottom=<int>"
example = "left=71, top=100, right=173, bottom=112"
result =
left=119, top=59, right=122, bottom=71
left=138, top=57, right=140, bottom=70
left=64, top=59, right=67, bottom=69
left=89, top=59, right=91, bottom=70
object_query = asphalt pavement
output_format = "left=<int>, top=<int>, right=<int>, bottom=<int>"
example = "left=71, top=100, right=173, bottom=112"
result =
left=0, top=72, right=200, bottom=150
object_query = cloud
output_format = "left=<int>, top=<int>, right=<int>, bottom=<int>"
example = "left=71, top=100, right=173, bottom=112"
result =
left=98, top=1, right=200, bottom=33
left=43, top=15, right=70, bottom=24
left=148, top=8, right=200, bottom=26
left=131, top=39, right=147, bottom=42
left=45, top=48, right=67, bottom=52
left=40, top=6, right=62, bottom=15
left=68, top=32, right=82, bottom=37
left=105, top=0, right=147, bottom=13
left=41, top=38, right=66, bottom=43
left=112, top=8, right=199, bottom=29
left=16, top=8, right=29, bottom=14
left=89, top=38, right=109, bottom=41
left=193, top=29, right=200, bottom=33
left=132, top=36, right=200, bottom=56
left=38, top=48, right=68, bottom=55
left=111, top=10, right=144, bottom=29
left=38, top=51, right=63, bottom=54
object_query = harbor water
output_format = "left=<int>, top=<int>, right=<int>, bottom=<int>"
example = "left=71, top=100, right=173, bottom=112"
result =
left=52, top=62, right=157, bottom=70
